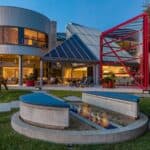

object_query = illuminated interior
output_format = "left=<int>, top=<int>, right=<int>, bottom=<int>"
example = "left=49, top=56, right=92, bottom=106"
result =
left=0, top=55, right=40, bottom=84
left=72, top=67, right=87, bottom=79
left=0, top=27, right=18, bottom=44
left=103, top=65, right=129, bottom=77
left=24, top=28, right=48, bottom=48
left=3, top=67, right=33, bottom=79
left=63, top=67, right=87, bottom=80
left=62, top=67, right=72, bottom=79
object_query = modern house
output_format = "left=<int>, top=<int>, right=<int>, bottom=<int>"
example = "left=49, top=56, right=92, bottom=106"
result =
left=0, top=6, right=56, bottom=85
left=43, top=23, right=133, bottom=85
left=0, top=6, right=135, bottom=86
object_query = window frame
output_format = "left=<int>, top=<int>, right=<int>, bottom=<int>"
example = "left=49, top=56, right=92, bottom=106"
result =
left=24, top=28, right=48, bottom=48
left=0, top=26, right=49, bottom=49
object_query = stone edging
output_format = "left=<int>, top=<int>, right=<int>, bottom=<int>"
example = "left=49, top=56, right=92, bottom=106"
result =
left=0, top=101, right=19, bottom=112
left=11, top=112, right=148, bottom=144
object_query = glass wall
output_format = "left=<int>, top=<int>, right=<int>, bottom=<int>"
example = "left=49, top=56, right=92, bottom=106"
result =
left=0, top=26, right=48, bottom=48
left=0, top=55, right=41, bottom=84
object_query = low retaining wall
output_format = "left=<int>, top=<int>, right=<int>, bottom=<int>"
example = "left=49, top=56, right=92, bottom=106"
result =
left=82, top=92, right=139, bottom=118
left=20, top=102, right=69, bottom=129
left=11, top=112, right=148, bottom=144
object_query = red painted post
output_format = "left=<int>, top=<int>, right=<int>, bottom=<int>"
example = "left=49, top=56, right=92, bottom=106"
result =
left=99, top=13, right=149, bottom=89
left=103, top=38, right=143, bottom=88
left=143, top=13, right=149, bottom=90
left=100, top=33, right=103, bottom=84
left=102, top=13, right=147, bottom=37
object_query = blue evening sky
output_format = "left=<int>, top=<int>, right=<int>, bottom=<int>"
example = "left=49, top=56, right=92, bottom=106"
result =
left=0, top=0, right=144, bottom=32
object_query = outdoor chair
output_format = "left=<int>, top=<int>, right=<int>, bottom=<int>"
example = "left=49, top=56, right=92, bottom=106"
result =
left=79, top=77, right=94, bottom=87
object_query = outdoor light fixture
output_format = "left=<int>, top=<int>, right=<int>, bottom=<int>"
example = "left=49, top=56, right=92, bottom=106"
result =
left=82, top=103, right=91, bottom=118
left=100, top=112, right=109, bottom=128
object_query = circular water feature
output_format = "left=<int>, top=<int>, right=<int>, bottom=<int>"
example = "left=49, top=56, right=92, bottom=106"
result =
left=11, top=112, right=148, bottom=144
left=11, top=92, right=149, bottom=144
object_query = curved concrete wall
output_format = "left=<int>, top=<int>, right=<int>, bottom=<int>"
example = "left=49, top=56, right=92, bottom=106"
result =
left=20, top=102, right=69, bottom=129
left=11, top=112, right=148, bottom=144
left=0, top=6, right=51, bottom=56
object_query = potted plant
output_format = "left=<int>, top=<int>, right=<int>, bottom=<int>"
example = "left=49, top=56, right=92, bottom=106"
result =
left=108, top=72, right=116, bottom=88
left=102, top=72, right=116, bottom=88
left=25, top=73, right=35, bottom=86
left=102, top=76, right=110, bottom=88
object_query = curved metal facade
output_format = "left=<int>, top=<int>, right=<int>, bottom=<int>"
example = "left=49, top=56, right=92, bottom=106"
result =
left=0, top=6, right=50, bottom=33
left=0, top=45, right=44, bottom=56
left=0, top=6, right=51, bottom=56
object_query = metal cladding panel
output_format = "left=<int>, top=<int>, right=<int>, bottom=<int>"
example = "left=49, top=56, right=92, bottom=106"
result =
left=0, top=6, right=50, bottom=34
left=0, top=45, right=46, bottom=56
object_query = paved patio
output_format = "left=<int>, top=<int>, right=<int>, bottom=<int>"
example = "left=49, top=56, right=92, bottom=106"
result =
left=7, top=84, right=144, bottom=93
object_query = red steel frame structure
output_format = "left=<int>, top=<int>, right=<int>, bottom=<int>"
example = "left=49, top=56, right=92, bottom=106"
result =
left=100, top=13, right=149, bottom=90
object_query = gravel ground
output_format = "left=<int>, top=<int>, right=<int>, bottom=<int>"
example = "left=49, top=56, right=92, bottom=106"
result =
left=69, top=101, right=135, bottom=126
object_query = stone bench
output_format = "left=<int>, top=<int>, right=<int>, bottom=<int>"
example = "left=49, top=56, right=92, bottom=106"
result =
left=19, top=93, right=70, bottom=129
left=82, top=91, right=140, bottom=118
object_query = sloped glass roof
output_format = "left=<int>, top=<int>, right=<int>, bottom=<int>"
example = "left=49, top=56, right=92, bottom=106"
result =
left=43, top=34, right=97, bottom=63
left=66, top=23, right=135, bottom=63
left=43, top=23, right=135, bottom=64
left=66, top=23, right=100, bottom=60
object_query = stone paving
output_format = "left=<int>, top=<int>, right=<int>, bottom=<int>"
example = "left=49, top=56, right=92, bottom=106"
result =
left=7, top=84, right=143, bottom=93
left=63, top=96, right=82, bottom=102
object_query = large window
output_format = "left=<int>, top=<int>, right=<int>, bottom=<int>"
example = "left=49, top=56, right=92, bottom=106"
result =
left=4, top=27, right=18, bottom=44
left=0, top=26, right=48, bottom=48
left=24, top=28, right=48, bottom=48
left=0, top=27, right=18, bottom=44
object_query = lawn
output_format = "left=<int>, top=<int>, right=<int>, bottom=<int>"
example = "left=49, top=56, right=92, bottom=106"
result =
left=49, top=90, right=82, bottom=98
left=0, top=90, right=149, bottom=150
left=0, top=110, right=67, bottom=150
left=0, top=90, right=32, bottom=103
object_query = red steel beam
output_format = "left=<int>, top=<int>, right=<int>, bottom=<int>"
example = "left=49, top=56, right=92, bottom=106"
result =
left=100, top=34, right=103, bottom=81
left=103, top=29, right=142, bottom=46
left=103, top=43, right=142, bottom=53
left=100, top=13, right=149, bottom=89
left=103, top=36, right=144, bottom=89
left=102, top=13, right=147, bottom=36
left=143, top=14, right=149, bottom=89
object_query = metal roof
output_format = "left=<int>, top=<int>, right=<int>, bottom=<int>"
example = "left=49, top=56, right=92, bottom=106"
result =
left=43, top=23, right=136, bottom=64
left=66, top=23, right=100, bottom=60
left=66, top=23, right=135, bottom=63
left=43, top=34, right=97, bottom=63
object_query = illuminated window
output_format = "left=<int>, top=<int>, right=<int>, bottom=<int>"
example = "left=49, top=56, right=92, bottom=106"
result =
left=0, top=26, right=48, bottom=48
left=24, top=29, right=37, bottom=40
left=24, top=28, right=48, bottom=48
left=38, top=32, right=46, bottom=41
left=3, top=27, right=18, bottom=44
